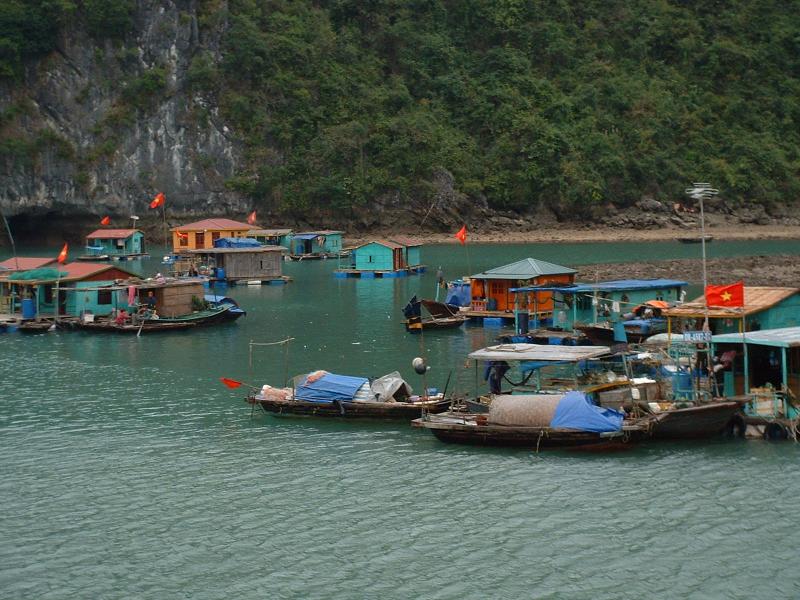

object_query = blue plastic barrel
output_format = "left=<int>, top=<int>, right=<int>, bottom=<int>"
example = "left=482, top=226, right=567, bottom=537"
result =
left=21, top=298, right=36, bottom=319
left=216, top=267, right=226, bottom=280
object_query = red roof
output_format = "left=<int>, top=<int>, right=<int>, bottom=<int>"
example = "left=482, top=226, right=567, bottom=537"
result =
left=0, top=257, right=57, bottom=271
left=171, top=218, right=252, bottom=231
left=58, top=262, right=137, bottom=281
left=86, top=229, right=141, bottom=239
left=389, top=236, right=422, bottom=247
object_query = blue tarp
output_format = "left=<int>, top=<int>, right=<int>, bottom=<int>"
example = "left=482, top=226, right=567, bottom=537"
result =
left=295, top=372, right=369, bottom=404
left=445, top=281, right=471, bottom=307
left=293, top=233, right=320, bottom=240
left=213, top=237, right=262, bottom=248
left=550, top=391, right=624, bottom=432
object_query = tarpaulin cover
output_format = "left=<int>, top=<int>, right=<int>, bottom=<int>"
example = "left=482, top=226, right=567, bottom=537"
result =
left=549, top=391, right=624, bottom=432
left=295, top=372, right=370, bottom=403
left=8, top=268, right=66, bottom=281
left=445, top=281, right=471, bottom=307
left=213, top=237, right=262, bottom=248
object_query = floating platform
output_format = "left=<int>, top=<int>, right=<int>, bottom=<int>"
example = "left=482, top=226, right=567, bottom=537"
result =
left=76, top=253, right=150, bottom=262
left=205, top=276, right=292, bottom=286
left=334, top=265, right=426, bottom=278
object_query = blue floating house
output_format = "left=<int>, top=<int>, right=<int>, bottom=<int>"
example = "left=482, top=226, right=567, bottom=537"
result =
left=290, top=231, right=344, bottom=259
left=82, top=229, right=147, bottom=260
left=336, top=238, right=424, bottom=278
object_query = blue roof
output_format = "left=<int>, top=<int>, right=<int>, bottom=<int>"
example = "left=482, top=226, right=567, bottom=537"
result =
left=294, top=373, right=369, bottom=403
left=293, top=233, right=320, bottom=240
left=512, top=278, right=687, bottom=294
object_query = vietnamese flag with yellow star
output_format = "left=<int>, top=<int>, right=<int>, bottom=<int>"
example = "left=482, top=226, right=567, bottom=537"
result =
left=705, top=281, right=744, bottom=307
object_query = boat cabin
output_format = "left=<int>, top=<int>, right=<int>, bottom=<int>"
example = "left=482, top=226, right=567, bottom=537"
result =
left=171, top=218, right=253, bottom=252
left=84, top=229, right=145, bottom=258
left=338, top=238, right=423, bottom=277
left=466, top=258, right=576, bottom=318
left=290, top=230, right=344, bottom=258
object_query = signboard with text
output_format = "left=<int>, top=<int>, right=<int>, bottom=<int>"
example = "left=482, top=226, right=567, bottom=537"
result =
left=683, top=330, right=712, bottom=343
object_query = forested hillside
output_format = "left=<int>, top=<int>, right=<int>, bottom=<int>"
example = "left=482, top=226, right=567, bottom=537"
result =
left=1, top=0, right=798, bottom=227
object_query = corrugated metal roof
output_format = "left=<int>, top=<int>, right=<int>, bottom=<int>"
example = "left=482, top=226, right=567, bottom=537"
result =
left=86, top=229, right=141, bottom=239
left=13, top=262, right=138, bottom=283
left=171, top=218, right=252, bottom=231
left=472, top=258, right=576, bottom=280
left=294, top=230, right=343, bottom=236
left=248, top=229, right=293, bottom=236
left=354, top=239, right=404, bottom=250
left=512, top=278, right=687, bottom=293
left=0, top=257, right=57, bottom=271
left=468, top=343, right=611, bottom=362
left=664, top=287, right=799, bottom=318
left=188, top=247, right=285, bottom=254
left=389, top=236, right=422, bottom=247
left=713, top=326, right=800, bottom=348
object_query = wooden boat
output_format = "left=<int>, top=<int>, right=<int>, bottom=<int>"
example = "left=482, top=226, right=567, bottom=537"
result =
left=412, top=412, right=646, bottom=449
left=402, top=296, right=467, bottom=332
left=143, top=304, right=242, bottom=325
left=648, top=401, right=744, bottom=439
left=248, top=370, right=451, bottom=420
left=76, top=320, right=197, bottom=333
left=677, top=235, right=714, bottom=244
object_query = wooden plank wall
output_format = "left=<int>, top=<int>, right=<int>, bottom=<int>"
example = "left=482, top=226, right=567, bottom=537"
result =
left=156, top=283, right=204, bottom=316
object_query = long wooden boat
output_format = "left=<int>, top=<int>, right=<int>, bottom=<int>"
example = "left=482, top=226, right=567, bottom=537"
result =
left=649, top=401, right=744, bottom=439
left=249, top=395, right=451, bottom=420
left=144, top=304, right=242, bottom=325
left=677, top=235, right=714, bottom=244
left=412, top=413, right=647, bottom=449
left=75, top=320, right=197, bottom=333
left=403, top=297, right=467, bottom=333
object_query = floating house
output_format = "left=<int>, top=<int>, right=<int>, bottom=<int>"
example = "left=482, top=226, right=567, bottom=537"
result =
left=248, top=228, right=293, bottom=248
left=82, top=229, right=146, bottom=260
left=188, top=244, right=287, bottom=284
left=465, top=258, right=576, bottom=319
left=0, top=262, right=137, bottom=319
left=290, top=230, right=344, bottom=259
left=511, top=279, right=687, bottom=333
left=335, top=238, right=424, bottom=278
left=663, top=287, right=800, bottom=336
left=171, top=218, right=253, bottom=253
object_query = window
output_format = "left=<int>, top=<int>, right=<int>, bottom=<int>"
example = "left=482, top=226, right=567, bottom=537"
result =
left=179, top=234, right=188, bottom=247
left=211, top=232, right=221, bottom=243
left=97, top=290, right=112, bottom=305
left=195, top=232, right=205, bottom=248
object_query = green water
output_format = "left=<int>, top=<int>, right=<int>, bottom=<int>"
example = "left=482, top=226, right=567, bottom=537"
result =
left=2, top=240, right=800, bottom=598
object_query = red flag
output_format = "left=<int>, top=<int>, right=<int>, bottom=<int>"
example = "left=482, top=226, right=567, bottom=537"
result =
left=220, top=377, right=243, bottom=389
left=705, top=281, right=745, bottom=308
left=247, top=210, right=257, bottom=226
left=100, top=216, right=111, bottom=226
left=149, top=192, right=165, bottom=209
left=455, top=225, right=467, bottom=245
left=57, top=243, right=68, bottom=264
left=176, top=231, right=188, bottom=239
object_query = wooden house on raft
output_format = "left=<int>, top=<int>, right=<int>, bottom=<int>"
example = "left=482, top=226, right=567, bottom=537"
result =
left=663, top=287, right=800, bottom=336
left=0, top=262, right=137, bottom=320
left=335, top=238, right=424, bottom=278
left=80, top=229, right=147, bottom=260
left=289, top=231, right=344, bottom=259
left=188, top=243, right=288, bottom=285
left=171, top=218, right=253, bottom=253
left=464, top=258, right=576, bottom=320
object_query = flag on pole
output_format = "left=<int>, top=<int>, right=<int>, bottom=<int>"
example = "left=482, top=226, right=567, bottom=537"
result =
left=247, top=210, right=257, bottom=226
left=176, top=231, right=188, bottom=239
left=100, top=216, right=111, bottom=226
left=705, top=281, right=745, bottom=307
left=149, top=192, right=165, bottom=209
left=455, top=225, right=467, bottom=245
left=220, top=377, right=243, bottom=389
left=57, top=243, right=68, bottom=264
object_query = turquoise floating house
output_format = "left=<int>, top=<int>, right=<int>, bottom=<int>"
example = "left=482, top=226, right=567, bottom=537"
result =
left=247, top=228, right=293, bottom=248
left=512, top=279, right=687, bottom=332
left=82, top=229, right=147, bottom=260
left=336, top=238, right=423, bottom=278
left=1, top=262, right=138, bottom=319
left=290, top=231, right=344, bottom=259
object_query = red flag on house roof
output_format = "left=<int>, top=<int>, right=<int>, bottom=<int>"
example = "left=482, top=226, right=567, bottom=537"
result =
left=100, top=215, right=111, bottom=226
left=705, top=281, right=745, bottom=308
left=149, top=192, right=165, bottom=209
left=220, top=377, right=243, bottom=389
left=247, top=210, right=257, bottom=226
left=57, top=243, right=68, bottom=264
left=455, top=225, right=467, bottom=245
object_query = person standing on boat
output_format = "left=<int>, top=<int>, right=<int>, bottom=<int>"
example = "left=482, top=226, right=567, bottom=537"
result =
left=144, top=291, right=157, bottom=311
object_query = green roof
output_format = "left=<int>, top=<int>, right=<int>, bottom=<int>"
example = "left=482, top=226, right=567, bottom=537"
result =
left=471, top=258, right=576, bottom=280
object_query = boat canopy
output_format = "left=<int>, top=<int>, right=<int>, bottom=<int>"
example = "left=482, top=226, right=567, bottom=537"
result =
left=468, top=343, right=611, bottom=362
left=550, top=391, right=624, bottom=432
left=213, top=237, right=262, bottom=248
left=295, top=372, right=369, bottom=403
left=511, top=278, right=687, bottom=294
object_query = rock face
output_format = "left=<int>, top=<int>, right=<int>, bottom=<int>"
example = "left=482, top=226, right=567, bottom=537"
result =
left=0, top=0, right=246, bottom=229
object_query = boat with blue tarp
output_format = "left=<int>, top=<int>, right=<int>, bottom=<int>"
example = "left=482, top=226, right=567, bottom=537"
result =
left=248, top=370, right=450, bottom=419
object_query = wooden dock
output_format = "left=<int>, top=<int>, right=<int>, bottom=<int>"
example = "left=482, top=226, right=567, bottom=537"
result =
left=334, top=265, right=426, bottom=278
